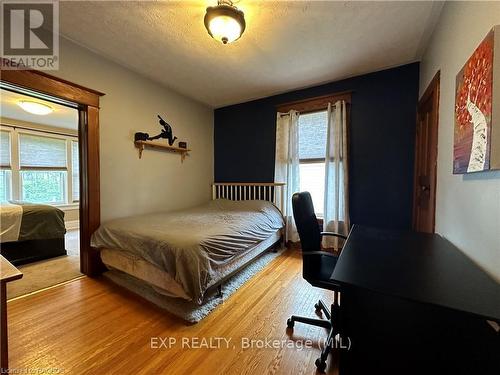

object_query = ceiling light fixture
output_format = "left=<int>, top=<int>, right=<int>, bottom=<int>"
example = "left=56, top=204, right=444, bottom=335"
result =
left=17, top=100, right=54, bottom=115
left=204, top=0, right=246, bottom=44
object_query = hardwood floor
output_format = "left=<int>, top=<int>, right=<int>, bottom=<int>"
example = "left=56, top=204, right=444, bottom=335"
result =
left=8, top=250, right=338, bottom=375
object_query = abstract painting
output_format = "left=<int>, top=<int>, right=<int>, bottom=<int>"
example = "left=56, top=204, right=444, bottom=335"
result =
left=454, top=26, right=499, bottom=174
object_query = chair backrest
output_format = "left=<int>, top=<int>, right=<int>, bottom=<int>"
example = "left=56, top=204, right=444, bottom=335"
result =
left=292, top=192, right=322, bottom=252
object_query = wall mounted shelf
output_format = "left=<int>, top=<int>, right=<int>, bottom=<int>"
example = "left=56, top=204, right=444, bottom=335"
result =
left=134, top=140, right=191, bottom=162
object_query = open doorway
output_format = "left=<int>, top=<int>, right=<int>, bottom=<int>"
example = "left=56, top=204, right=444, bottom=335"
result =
left=1, top=69, right=104, bottom=280
left=1, top=86, right=82, bottom=299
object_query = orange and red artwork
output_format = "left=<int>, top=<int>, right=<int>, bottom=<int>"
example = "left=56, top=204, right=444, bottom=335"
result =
left=454, top=29, right=494, bottom=173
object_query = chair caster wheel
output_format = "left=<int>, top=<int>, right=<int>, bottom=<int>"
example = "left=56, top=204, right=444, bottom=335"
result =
left=286, top=318, right=294, bottom=328
left=314, top=303, right=321, bottom=311
left=315, top=358, right=327, bottom=372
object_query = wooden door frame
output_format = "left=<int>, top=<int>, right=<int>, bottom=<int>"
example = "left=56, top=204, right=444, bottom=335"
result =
left=413, top=71, right=440, bottom=233
left=1, top=69, right=105, bottom=276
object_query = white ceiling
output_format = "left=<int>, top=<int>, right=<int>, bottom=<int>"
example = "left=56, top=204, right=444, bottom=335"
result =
left=0, top=89, right=79, bottom=130
left=59, top=1, right=443, bottom=108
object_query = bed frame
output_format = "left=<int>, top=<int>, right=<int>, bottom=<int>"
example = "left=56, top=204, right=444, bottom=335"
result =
left=0, top=238, right=67, bottom=266
left=211, top=182, right=286, bottom=215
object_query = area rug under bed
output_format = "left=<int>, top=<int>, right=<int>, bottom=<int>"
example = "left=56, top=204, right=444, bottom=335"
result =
left=104, top=248, right=284, bottom=323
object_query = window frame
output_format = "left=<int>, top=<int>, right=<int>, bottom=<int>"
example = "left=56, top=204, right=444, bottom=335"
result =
left=277, top=91, right=352, bottom=219
left=0, top=125, right=78, bottom=207
left=0, top=170, right=12, bottom=203
left=70, top=139, right=79, bottom=203
left=276, top=91, right=352, bottom=114
left=279, top=92, right=351, bottom=165
left=0, top=128, right=13, bottom=202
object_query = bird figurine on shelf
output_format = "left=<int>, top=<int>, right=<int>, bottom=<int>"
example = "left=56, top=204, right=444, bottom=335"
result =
left=147, top=115, right=178, bottom=146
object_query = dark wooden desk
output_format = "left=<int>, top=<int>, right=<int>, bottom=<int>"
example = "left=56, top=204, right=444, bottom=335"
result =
left=0, top=255, right=23, bottom=373
left=331, top=225, right=500, bottom=374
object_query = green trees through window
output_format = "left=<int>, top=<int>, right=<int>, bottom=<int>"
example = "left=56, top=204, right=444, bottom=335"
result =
left=21, top=170, right=66, bottom=203
left=0, top=127, right=78, bottom=205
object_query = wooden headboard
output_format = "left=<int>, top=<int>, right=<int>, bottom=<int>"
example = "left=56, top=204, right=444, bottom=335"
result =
left=211, top=182, right=286, bottom=214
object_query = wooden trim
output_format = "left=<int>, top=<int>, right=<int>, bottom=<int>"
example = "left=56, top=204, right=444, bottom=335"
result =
left=276, top=91, right=352, bottom=113
left=80, top=105, right=105, bottom=275
left=1, top=255, right=22, bottom=372
left=1, top=70, right=104, bottom=276
left=1, top=282, right=7, bottom=373
left=429, top=72, right=440, bottom=234
left=1, top=70, right=104, bottom=108
left=413, top=70, right=440, bottom=233
left=419, top=71, right=440, bottom=108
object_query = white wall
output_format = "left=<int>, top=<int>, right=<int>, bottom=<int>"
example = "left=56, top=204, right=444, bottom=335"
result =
left=420, top=2, right=500, bottom=281
left=51, top=38, right=214, bottom=222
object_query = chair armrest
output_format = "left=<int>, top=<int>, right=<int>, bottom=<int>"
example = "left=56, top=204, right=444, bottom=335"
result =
left=320, top=232, right=348, bottom=240
left=302, top=251, right=338, bottom=258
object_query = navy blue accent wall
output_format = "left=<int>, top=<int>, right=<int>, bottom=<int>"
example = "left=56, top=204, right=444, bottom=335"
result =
left=214, top=63, right=419, bottom=230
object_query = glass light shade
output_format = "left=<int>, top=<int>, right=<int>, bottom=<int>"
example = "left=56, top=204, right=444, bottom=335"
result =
left=204, top=4, right=246, bottom=44
left=17, top=101, right=53, bottom=115
left=208, top=15, right=242, bottom=44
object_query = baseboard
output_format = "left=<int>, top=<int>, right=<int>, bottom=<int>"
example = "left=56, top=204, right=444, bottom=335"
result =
left=66, top=220, right=80, bottom=230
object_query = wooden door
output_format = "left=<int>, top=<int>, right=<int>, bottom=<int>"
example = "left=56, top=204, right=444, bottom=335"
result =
left=413, top=72, right=440, bottom=233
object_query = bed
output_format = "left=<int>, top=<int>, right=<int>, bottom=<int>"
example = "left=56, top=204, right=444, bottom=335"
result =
left=0, top=202, right=67, bottom=266
left=91, top=182, right=286, bottom=305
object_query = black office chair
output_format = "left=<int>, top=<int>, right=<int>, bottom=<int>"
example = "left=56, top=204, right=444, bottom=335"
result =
left=286, top=192, right=347, bottom=372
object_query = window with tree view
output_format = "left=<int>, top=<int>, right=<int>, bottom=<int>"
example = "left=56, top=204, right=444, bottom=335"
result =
left=0, top=127, right=78, bottom=205
left=298, top=110, right=328, bottom=216
left=20, top=133, right=67, bottom=203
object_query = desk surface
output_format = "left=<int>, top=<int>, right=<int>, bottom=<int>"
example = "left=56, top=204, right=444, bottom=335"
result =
left=0, top=255, right=22, bottom=283
left=331, top=225, right=500, bottom=322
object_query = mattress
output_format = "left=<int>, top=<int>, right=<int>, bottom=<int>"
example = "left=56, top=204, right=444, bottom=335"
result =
left=91, top=199, right=284, bottom=304
left=101, top=230, right=281, bottom=300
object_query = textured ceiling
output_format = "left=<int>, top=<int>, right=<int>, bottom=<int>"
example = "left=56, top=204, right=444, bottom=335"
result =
left=1, top=89, right=78, bottom=130
left=59, top=1, right=443, bottom=108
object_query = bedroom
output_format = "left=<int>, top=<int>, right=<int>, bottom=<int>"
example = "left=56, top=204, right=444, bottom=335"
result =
left=0, top=1, right=499, bottom=375
left=1, top=88, right=82, bottom=299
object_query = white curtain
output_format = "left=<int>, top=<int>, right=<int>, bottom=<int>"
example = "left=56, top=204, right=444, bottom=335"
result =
left=323, top=101, right=350, bottom=249
left=274, top=110, right=300, bottom=243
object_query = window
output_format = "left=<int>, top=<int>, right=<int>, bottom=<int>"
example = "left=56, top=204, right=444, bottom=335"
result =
left=0, top=130, right=12, bottom=202
left=19, top=133, right=67, bottom=204
left=298, top=110, right=328, bottom=216
left=71, top=140, right=79, bottom=202
left=0, top=126, right=78, bottom=206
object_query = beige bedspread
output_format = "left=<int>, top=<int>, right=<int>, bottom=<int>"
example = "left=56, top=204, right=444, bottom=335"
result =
left=91, top=199, right=284, bottom=304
